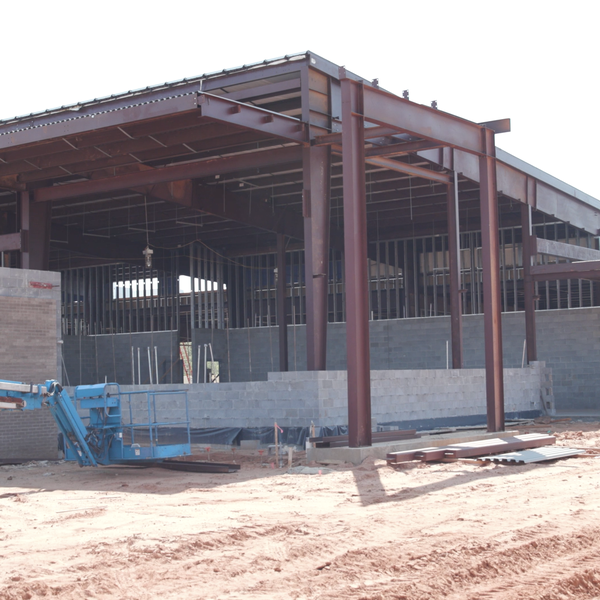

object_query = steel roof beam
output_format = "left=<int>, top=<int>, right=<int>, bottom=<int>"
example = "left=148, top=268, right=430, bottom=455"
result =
left=365, top=140, right=443, bottom=157
left=419, top=146, right=600, bottom=235
left=0, top=84, right=202, bottom=150
left=314, top=126, right=401, bottom=146
left=34, top=146, right=303, bottom=202
left=364, top=155, right=451, bottom=184
left=331, top=144, right=450, bottom=183
left=358, top=79, right=486, bottom=155
left=197, top=93, right=307, bottom=144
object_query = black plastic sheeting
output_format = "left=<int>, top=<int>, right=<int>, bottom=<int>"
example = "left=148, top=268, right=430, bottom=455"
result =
left=189, top=425, right=349, bottom=447
left=59, top=410, right=542, bottom=451
left=115, top=425, right=350, bottom=448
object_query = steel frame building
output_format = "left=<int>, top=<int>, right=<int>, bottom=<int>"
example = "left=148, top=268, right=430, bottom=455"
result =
left=1, top=51, right=599, bottom=446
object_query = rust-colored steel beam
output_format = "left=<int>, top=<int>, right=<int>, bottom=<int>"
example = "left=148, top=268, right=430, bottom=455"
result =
left=222, top=78, right=301, bottom=103
left=19, top=191, right=50, bottom=270
left=447, top=172, right=463, bottom=368
left=303, top=146, right=331, bottom=371
left=314, top=125, right=400, bottom=146
left=198, top=93, right=307, bottom=144
left=331, top=144, right=451, bottom=184
left=362, top=86, right=486, bottom=155
left=34, top=146, right=303, bottom=202
left=479, top=128, right=504, bottom=432
left=0, top=84, right=202, bottom=150
left=277, top=234, right=289, bottom=372
left=521, top=204, right=537, bottom=363
left=364, top=140, right=443, bottom=157
left=386, top=433, right=555, bottom=464
left=530, top=260, right=600, bottom=281
left=341, top=73, right=372, bottom=448
left=364, top=155, right=451, bottom=184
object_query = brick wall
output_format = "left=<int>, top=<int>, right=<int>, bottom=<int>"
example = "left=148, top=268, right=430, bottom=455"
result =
left=0, top=267, right=61, bottom=461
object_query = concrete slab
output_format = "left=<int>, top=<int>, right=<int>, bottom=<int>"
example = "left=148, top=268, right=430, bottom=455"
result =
left=307, top=429, right=520, bottom=465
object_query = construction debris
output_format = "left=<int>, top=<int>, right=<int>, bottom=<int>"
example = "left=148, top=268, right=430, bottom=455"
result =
left=386, top=433, right=556, bottom=465
left=479, top=446, right=584, bottom=464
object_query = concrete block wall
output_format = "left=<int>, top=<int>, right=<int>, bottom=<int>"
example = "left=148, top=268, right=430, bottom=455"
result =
left=115, top=363, right=548, bottom=430
left=211, top=308, right=597, bottom=411
left=0, top=267, right=61, bottom=460
left=63, top=306, right=600, bottom=411
left=63, top=330, right=181, bottom=386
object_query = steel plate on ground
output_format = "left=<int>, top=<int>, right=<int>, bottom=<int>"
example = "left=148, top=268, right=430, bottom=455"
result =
left=479, top=446, right=584, bottom=464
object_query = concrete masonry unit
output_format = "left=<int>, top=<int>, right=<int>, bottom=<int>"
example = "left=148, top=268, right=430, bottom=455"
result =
left=114, top=363, right=551, bottom=431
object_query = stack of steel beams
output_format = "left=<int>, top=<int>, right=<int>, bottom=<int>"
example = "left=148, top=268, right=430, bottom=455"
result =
left=386, top=433, right=555, bottom=465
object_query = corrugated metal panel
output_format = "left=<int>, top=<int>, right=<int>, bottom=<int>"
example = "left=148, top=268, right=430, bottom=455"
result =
left=480, top=446, right=584, bottom=464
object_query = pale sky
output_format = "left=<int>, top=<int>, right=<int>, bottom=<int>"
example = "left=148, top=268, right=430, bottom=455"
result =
left=2, top=0, right=598, bottom=198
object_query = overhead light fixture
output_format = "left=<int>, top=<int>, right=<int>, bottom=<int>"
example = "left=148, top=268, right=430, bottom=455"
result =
left=143, top=245, right=154, bottom=268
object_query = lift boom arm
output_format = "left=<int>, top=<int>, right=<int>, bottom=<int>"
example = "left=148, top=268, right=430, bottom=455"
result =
left=0, top=379, right=98, bottom=466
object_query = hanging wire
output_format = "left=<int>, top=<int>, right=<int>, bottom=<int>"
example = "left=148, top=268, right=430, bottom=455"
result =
left=409, top=175, right=413, bottom=221
left=144, top=195, right=150, bottom=248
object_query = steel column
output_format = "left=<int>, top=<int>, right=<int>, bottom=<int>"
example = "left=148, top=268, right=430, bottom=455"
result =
left=521, top=204, right=537, bottom=363
left=303, top=146, right=331, bottom=370
left=277, top=234, right=289, bottom=372
left=341, top=75, right=372, bottom=448
left=19, top=191, right=30, bottom=270
left=447, top=174, right=463, bottom=368
left=19, top=191, right=51, bottom=270
left=479, top=128, right=505, bottom=432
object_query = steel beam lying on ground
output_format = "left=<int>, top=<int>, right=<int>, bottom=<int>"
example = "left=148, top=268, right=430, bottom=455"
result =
left=386, top=433, right=556, bottom=464
left=159, top=460, right=240, bottom=473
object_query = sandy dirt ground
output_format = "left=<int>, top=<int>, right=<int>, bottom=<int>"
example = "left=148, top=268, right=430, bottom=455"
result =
left=2, top=419, right=600, bottom=600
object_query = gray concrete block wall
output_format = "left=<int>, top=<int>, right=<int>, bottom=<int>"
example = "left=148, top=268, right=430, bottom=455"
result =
left=63, top=330, right=180, bottom=386
left=63, top=306, right=600, bottom=411
left=215, top=309, right=599, bottom=411
left=114, top=364, right=547, bottom=430
left=0, top=267, right=61, bottom=460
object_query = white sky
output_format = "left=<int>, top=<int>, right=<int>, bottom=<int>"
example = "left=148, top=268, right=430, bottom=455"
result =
left=2, top=0, right=598, bottom=198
